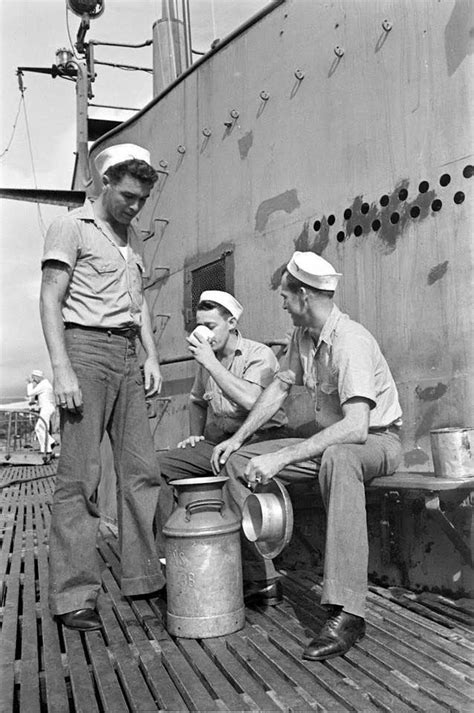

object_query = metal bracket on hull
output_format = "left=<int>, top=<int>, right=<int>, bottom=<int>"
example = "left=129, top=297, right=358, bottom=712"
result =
left=146, top=396, right=171, bottom=422
left=380, top=490, right=408, bottom=586
left=142, top=218, right=170, bottom=242
left=371, top=474, right=474, bottom=570
left=152, top=314, right=170, bottom=342
left=424, top=494, right=473, bottom=567
left=144, top=266, right=170, bottom=290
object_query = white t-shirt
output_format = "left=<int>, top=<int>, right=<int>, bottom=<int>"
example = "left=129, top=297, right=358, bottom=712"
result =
left=29, top=379, right=55, bottom=410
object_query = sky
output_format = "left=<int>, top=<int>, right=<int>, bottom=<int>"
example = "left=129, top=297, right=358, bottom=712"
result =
left=0, top=0, right=268, bottom=400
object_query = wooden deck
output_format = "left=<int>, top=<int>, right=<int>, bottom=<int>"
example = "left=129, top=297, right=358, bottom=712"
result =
left=1, top=464, right=473, bottom=712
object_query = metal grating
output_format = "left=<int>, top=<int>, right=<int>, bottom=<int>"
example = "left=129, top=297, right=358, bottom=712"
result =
left=183, top=243, right=234, bottom=330
left=191, top=258, right=227, bottom=314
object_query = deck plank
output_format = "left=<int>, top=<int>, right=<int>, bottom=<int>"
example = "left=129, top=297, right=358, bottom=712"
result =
left=100, top=566, right=189, bottom=711
left=35, top=496, right=71, bottom=713
left=226, top=630, right=329, bottom=712
left=176, top=637, right=250, bottom=710
left=97, top=531, right=223, bottom=711
left=62, top=628, right=101, bottom=713
left=17, top=496, right=41, bottom=713
left=83, top=629, right=130, bottom=713
left=137, top=606, right=224, bottom=712
left=0, top=486, right=17, bottom=585
left=281, top=573, right=473, bottom=711
left=242, top=618, right=359, bottom=712
left=245, top=605, right=382, bottom=713
left=1, top=465, right=473, bottom=713
left=0, top=496, right=25, bottom=713
left=201, top=637, right=283, bottom=712
left=98, top=584, right=160, bottom=712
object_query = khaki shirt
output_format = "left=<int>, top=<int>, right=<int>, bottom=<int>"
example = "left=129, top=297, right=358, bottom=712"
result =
left=190, top=331, right=287, bottom=439
left=278, top=304, right=402, bottom=431
left=41, top=200, right=145, bottom=328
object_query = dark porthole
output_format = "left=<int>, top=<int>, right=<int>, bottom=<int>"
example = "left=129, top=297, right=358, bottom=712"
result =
left=390, top=212, right=400, bottom=224
left=380, top=194, right=389, bottom=207
left=313, top=220, right=321, bottom=232
left=336, top=231, right=345, bottom=242
left=344, top=208, right=352, bottom=220
left=354, top=225, right=363, bottom=237
left=463, top=165, right=473, bottom=179
left=419, top=180, right=429, bottom=193
left=439, top=173, right=451, bottom=187
left=410, top=206, right=420, bottom=218
left=360, top=202, right=370, bottom=214
left=398, top=188, right=408, bottom=201
left=371, top=219, right=381, bottom=231
left=454, top=191, right=465, bottom=204
left=431, top=199, right=442, bottom=212
left=327, top=214, right=336, bottom=225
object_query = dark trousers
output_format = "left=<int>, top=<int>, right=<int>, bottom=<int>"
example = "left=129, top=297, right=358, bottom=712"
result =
left=48, top=328, right=164, bottom=615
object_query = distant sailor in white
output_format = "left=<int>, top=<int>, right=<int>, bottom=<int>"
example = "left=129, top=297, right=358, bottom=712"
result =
left=27, top=369, right=56, bottom=460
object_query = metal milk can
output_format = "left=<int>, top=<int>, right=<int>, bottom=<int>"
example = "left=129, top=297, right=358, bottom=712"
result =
left=163, top=475, right=245, bottom=638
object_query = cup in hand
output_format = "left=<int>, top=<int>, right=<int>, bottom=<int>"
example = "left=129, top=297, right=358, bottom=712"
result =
left=190, top=325, right=214, bottom=342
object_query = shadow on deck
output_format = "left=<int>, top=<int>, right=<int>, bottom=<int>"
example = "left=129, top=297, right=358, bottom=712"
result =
left=1, top=464, right=473, bottom=712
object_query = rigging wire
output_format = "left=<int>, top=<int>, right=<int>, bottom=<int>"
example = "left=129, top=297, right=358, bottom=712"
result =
left=21, top=95, right=46, bottom=236
left=65, top=3, right=79, bottom=58
left=210, top=0, right=217, bottom=43
left=0, top=95, right=23, bottom=160
left=94, top=59, right=153, bottom=73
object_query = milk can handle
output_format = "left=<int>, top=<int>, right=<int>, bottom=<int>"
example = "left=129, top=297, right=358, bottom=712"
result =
left=185, top=499, right=224, bottom=520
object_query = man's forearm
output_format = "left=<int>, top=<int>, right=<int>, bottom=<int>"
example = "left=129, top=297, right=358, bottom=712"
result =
left=140, top=299, right=159, bottom=360
left=273, top=402, right=370, bottom=469
left=40, top=292, right=70, bottom=370
left=231, top=377, right=290, bottom=443
left=205, top=359, right=261, bottom=410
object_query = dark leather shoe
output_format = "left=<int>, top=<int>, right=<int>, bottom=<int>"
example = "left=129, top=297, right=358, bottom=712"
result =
left=243, top=579, right=283, bottom=606
left=302, top=608, right=365, bottom=661
left=57, top=608, right=102, bottom=631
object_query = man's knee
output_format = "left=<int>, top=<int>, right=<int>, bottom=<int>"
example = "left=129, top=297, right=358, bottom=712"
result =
left=319, top=444, right=364, bottom=482
left=222, top=450, right=252, bottom=480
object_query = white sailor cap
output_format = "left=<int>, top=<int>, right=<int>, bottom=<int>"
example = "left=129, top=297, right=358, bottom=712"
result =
left=286, top=251, right=342, bottom=291
left=198, top=290, right=243, bottom=320
left=31, top=370, right=44, bottom=378
left=94, top=143, right=151, bottom=176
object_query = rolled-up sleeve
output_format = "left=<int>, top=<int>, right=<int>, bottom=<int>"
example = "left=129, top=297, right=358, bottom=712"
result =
left=42, top=216, right=79, bottom=269
left=277, top=329, right=303, bottom=386
left=334, top=330, right=377, bottom=409
left=241, top=345, right=280, bottom=388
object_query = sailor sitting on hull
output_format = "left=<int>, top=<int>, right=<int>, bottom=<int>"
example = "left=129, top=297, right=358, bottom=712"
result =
left=212, top=252, right=403, bottom=661
left=156, top=290, right=288, bottom=554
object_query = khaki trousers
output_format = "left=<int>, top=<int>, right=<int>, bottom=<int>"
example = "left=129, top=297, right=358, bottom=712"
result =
left=223, top=433, right=402, bottom=619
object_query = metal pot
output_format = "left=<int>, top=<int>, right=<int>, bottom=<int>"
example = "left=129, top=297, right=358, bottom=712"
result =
left=163, top=476, right=244, bottom=638
left=430, top=427, right=474, bottom=479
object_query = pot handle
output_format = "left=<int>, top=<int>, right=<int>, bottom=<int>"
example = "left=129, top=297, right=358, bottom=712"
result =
left=185, top=499, right=224, bottom=520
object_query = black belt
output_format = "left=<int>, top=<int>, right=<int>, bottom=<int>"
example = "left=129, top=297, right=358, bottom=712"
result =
left=64, top=322, right=139, bottom=338
left=369, top=425, right=401, bottom=435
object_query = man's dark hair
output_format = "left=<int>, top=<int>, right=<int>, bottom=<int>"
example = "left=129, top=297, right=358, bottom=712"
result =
left=283, top=268, right=335, bottom=298
left=105, top=159, right=158, bottom=186
left=196, top=300, right=233, bottom=319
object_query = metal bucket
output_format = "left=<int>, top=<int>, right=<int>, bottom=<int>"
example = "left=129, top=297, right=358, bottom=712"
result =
left=163, top=476, right=244, bottom=638
left=430, top=428, right=474, bottom=479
